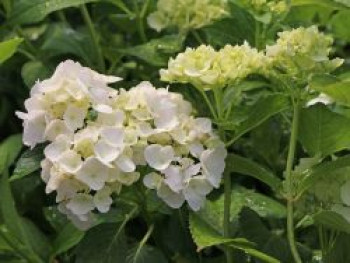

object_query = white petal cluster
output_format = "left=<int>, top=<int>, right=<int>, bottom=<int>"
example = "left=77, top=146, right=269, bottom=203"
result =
left=160, top=43, right=268, bottom=90
left=17, top=60, right=227, bottom=228
left=147, top=0, right=228, bottom=32
left=266, top=26, right=344, bottom=80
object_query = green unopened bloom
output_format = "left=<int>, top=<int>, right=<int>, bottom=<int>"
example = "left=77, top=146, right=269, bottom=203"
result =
left=218, top=42, right=268, bottom=84
left=160, top=43, right=268, bottom=90
left=147, top=0, right=228, bottom=32
left=160, top=45, right=221, bottom=90
left=239, top=0, right=288, bottom=23
left=266, top=26, right=344, bottom=81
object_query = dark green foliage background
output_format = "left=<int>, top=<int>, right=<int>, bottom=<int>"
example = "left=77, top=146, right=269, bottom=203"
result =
left=1, top=0, right=350, bottom=262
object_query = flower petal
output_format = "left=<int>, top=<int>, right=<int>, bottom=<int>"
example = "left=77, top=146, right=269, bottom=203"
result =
left=144, top=144, right=174, bottom=171
left=157, top=182, right=185, bottom=209
left=76, top=157, right=108, bottom=190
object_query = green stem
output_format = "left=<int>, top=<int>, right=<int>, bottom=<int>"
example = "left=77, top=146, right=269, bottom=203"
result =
left=80, top=5, right=105, bottom=72
left=213, top=87, right=232, bottom=263
left=224, top=170, right=233, bottom=263
left=134, top=0, right=148, bottom=42
left=191, top=30, right=204, bottom=44
left=110, top=0, right=134, bottom=17
left=134, top=224, right=155, bottom=259
left=15, top=27, right=37, bottom=57
left=196, top=87, right=218, bottom=119
left=255, top=20, right=261, bottom=49
left=57, top=10, right=68, bottom=24
left=285, top=96, right=302, bottom=263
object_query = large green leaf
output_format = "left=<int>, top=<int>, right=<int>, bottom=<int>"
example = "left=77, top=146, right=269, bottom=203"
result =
left=299, top=104, right=350, bottom=157
left=7, top=0, right=98, bottom=25
left=120, top=35, right=184, bottom=67
left=313, top=210, right=350, bottom=234
left=21, top=218, right=52, bottom=261
left=223, top=94, right=289, bottom=141
left=298, top=156, right=350, bottom=195
left=197, top=187, right=286, bottom=235
left=0, top=225, right=39, bottom=262
left=75, top=223, right=128, bottom=263
left=239, top=209, right=312, bottom=262
left=203, top=2, right=255, bottom=47
left=291, top=0, right=349, bottom=9
left=189, top=212, right=279, bottom=263
left=330, top=11, right=350, bottom=41
left=10, top=145, right=44, bottom=182
left=41, top=23, right=97, bottom=67
left=324, top=233, right=350, bottom=263
left=0, top=136, right=45, bottom=263
left=0, top=38, right=23, bottom=64
left=309, top=74, right=350, bottom=107
left=126, top=244, right=167, bottom=263
left=226, top=154, right=282, bottom=191
left=51, top=223, right=84, bottom=259
left=0, top=134, right=22, bottom=173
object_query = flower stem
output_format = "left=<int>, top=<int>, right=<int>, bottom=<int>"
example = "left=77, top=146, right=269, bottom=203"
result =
left=285, top=96, right=302, bottom=263
left=197, top=88, right=218, bottom=119
left=224, top=169, right=233, bottom=263
left=80, top=5, right=105, bottom=72
left=214, top=88, right=233, bottom=263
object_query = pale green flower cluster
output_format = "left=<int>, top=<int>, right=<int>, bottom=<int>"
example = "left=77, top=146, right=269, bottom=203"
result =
left=147, top=0, right=228, bottom=32
left=239, top=0, right=288, bottom=19
left=17, top=60, right=227, bottom=229
left=160, top=43, right=268, bottom=90
left=267, top=26, right=344, bottom=80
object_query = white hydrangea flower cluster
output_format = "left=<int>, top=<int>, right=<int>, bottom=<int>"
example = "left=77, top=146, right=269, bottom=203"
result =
left=17, top=60, right=227, bottom=228
left=147, top=0, right=228, bottom=32
left=160, top=43, right=268, bottom=90
left=266, top=26, right=344, bottom=80
left=239, top=0, right=288, bottom=19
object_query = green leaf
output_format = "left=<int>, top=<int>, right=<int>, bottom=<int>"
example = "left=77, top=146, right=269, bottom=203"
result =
left=7, top=0, right=98, bottom=25
left=0, top=134, right=22, bottom=173
left=51, top=223, right=84, bottom=258
left=21, top=61, right=52, bottom=88
left=189, top=212, right=279, bottom=263
left=126, top=244, right=167, bottom=263
left=75, top=223, right=128, bottom=263
left=324, top=233, right=350, bottom=262
left=299, top=104, right=350, bottom=157
left=313, top=210, right=350, bottom=234
left=309, top=74, right=350, bottom=107
left=41, top=23, right=97, bottom=67
left=0, top=173, right=23, bottom=243
left=299, top=156, right=350, bottom=195
left=196, top=187, right=286, bottom=235
left=120, top=35, right=184, bottom=67
left=0, top=38, right=23, bottom=64
left=226, top=154, right=282, bottom=191
left=0, top=230, right=12, bottom=251
left=291, top=0, right=349, bottom=9
left=21, top=218, right=52, bottom=261
left=0, top=136, right=44, bottom=263
left=203, top=2, right=255, bottom=47
left=239, top=209, right=311, bottom=262
left=223, top=94, right=289, bottom=141
left=0, top=225, right=39, bottom=262
left=330, top=11, right=350, bottom=41
left=189, top=212, right=241, bottom=250
left=10, top=145, right=44, bottom=182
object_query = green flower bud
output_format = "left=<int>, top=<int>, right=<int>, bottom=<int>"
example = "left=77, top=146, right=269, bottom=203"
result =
left=266, top=26, right=344, bottom=81
left=148, top=0, right=228, bottom=32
